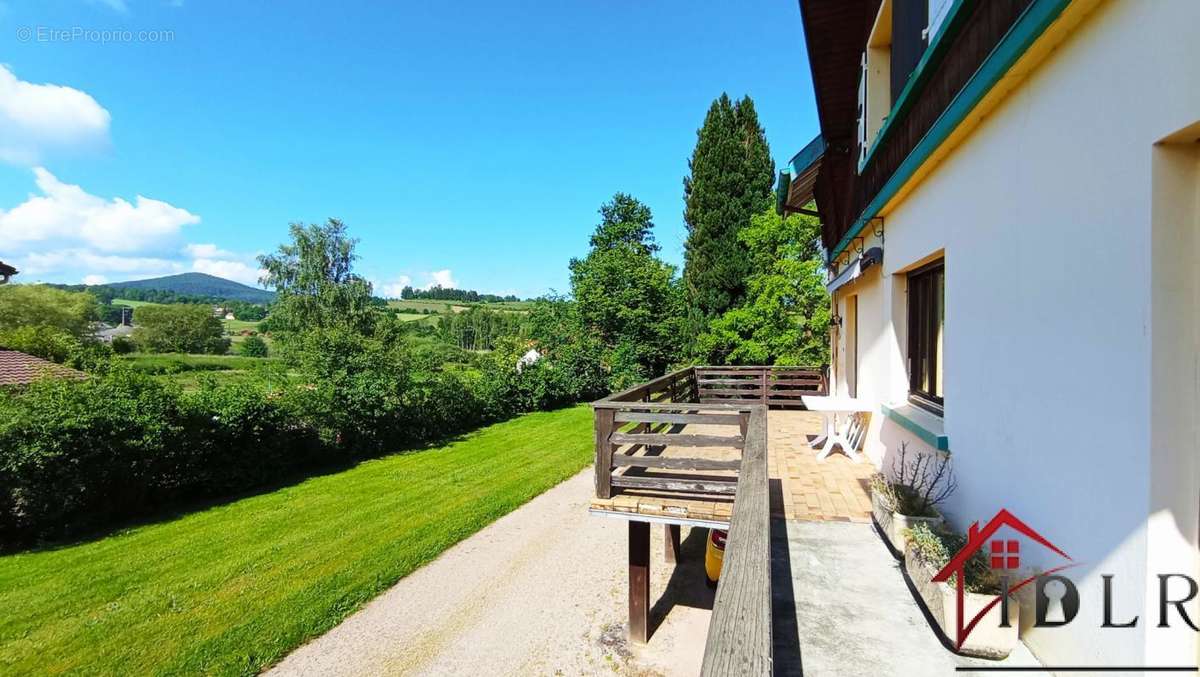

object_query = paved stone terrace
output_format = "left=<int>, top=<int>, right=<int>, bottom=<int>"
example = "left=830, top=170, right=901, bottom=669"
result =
left=768, top=410, right=875, bottom=522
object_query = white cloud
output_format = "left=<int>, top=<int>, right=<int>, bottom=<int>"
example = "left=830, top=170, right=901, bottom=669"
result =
left=0, top=172, right=267, bottom=287
left=0, top=65, right=111, bottom=165
left=185, top=243, right=238, bottom=259
left=15, top=248, right=183, bottom=280
left=425, top=269, right=457, bottom=289
left=191, top=257, right=263, bottom=286
left=91, top=0, right=128, bottom=12
left=0, top=167, right=200, bottom=254
left=378, top=274, right=413, bottom=298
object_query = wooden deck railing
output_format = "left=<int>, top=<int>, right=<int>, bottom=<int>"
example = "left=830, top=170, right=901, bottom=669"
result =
left=592, top=365, right=826, bottom=500
left=695, top=365, right=827, bottom=407
left=591, top=365, right=810, bottom=675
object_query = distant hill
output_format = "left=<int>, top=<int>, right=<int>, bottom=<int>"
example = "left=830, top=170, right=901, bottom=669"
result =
left=107, top=273, right=275, bottom=304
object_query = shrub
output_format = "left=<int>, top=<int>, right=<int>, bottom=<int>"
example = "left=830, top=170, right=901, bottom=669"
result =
left=203, top=335, right=232, bottom=355
left=111, top=336, right=138, bottom=354
left=905, top=523, right=1001, bottom=594
left=238, top=335, right=269, bottom=357
left=0, top=369, right=184, bottom=539
left=869, top=442, right=956, bottom=517
left=0, top=325, right=112, bottom=370
left=0, top=327, right=601, bottom=546
left=0, top=325, right=81, bottom=364
left=176, top=380, right=308, bottom=491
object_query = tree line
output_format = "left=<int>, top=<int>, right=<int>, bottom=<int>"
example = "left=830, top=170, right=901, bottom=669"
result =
left=398, top=285, right=520, bottom=303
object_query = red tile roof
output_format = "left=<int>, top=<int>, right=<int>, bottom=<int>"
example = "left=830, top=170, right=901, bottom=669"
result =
left=0, top=350, right=86, bottom=387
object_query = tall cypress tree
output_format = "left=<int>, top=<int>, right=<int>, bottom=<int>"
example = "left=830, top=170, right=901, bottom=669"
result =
left=682, top=94, right=775, bottom=319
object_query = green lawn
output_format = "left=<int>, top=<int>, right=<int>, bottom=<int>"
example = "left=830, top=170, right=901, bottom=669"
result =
left=222, top=318, right=262, bottom=333
left=111, top=298, right=162, bottom=308
left=0, top=405, right=593, bottom=675
left=392, top=311, right=435, bottom=322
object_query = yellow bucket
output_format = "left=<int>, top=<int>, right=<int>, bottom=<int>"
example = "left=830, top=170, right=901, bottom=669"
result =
left=704, top=529, right=727, bottom=586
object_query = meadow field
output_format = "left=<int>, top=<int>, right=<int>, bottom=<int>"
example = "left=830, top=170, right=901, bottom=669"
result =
left=117, top=353, right=287, bottom=389
left=110, top=298, right=159, bottom=308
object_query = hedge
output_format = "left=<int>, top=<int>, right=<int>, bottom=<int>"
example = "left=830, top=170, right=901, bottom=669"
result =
left=0, top=338, right=607, bottom=546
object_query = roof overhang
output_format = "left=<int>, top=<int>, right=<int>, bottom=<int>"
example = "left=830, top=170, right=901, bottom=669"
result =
left=0, top=260, right=16, bottom=284
left=776, top=134, right=825, bottom=216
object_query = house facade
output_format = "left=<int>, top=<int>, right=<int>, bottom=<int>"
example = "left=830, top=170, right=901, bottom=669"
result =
left=780, top=0, right=1199, bottom=668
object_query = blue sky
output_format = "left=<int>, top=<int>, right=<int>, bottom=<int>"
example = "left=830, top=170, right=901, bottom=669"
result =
left=0, top=0, right=817, bottom=298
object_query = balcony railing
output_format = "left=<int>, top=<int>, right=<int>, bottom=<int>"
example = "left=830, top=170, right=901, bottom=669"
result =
left=590, top=365, right=827, bottom=676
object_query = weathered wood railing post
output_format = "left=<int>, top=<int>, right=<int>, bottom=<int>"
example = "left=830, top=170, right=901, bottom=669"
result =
left=663, top=523, right=680, bottom=563
left=628, top=521, right=650, bottom=644
left=594, top=407, right=615, bottom=499
left=760, top=367, right=769, bottom=405
left=701, top=405, right=772, bottom=676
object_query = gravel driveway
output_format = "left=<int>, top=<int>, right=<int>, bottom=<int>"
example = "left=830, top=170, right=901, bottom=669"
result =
left=269, top=469, right=714, bottom=677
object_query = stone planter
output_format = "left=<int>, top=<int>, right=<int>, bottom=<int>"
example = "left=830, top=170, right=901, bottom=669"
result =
left=870, top=488, right=944, bottom=555
left=904, top=543, right=1020, bottom=659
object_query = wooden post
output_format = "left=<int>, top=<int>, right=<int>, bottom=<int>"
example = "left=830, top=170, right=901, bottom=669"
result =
left=594, top=408, right=616, bottom=499
left=664, top=523, right=681, bottom=564
left=629, top=520, right=651, bottom=643
left=760, top=367, right=769, bottom=406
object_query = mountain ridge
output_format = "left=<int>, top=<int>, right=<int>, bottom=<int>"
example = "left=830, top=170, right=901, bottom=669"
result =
left=106, top=272, right=275, bottom=303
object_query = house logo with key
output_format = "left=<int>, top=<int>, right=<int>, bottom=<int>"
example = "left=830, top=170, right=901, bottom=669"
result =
left=931, top=508, right=1075, bottom=650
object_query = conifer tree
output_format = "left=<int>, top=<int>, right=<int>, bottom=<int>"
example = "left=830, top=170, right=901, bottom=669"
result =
left=682, top=94, right=775, bottom=319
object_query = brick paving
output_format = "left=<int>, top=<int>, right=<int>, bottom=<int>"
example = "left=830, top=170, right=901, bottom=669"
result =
left=768, top=410, right=875, bottom=523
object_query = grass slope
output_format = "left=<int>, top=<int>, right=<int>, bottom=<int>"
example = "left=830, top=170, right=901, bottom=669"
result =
left=0, top=405, right=593, bottom=675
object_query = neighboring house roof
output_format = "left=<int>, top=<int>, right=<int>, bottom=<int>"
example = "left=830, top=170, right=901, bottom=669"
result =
left=776, top=134, right=825, bottom=215
left=95, top=324, right=135, bottom=340
left=0, top=350, right=86, bottom=386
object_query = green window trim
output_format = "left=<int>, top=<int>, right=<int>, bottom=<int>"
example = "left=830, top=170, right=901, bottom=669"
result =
left=829, top=0, right=1072, bottom=264
left=882, top=403, right=950, bottom=451
left=859, top=0, right=971, bottom=171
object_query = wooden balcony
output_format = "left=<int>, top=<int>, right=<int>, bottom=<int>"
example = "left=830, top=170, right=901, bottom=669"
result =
left=588, top=365, right=835, bottom=676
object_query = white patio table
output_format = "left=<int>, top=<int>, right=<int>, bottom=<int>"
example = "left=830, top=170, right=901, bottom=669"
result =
left=800, top=395, right=872, bottom=462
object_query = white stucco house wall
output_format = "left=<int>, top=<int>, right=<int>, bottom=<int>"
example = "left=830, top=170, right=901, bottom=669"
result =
left=783, top=0, right=1198, bottom=668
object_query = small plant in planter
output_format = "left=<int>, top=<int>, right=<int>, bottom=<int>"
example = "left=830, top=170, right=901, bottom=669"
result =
left=904, top=523, right=1020, bottom=659
left=869, top=441, right=956, bottom=554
